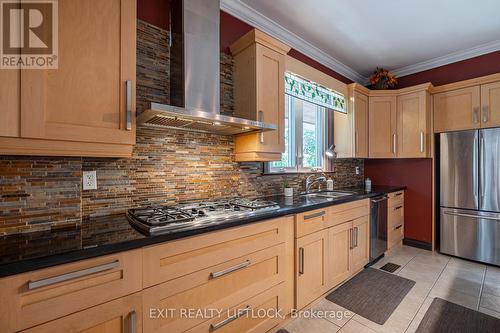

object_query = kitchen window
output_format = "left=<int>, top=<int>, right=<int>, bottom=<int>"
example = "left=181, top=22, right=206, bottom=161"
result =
left=265, top=72, right=345, bottom=173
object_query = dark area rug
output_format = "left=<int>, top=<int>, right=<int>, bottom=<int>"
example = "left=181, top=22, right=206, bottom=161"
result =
left=325, top=268, right=415, bottom=324
left=415, top=298, right=500, bottom=333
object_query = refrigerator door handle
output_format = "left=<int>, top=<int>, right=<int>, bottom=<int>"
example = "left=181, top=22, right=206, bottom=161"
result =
left=443, top=211, right=500, bottom=221
left=479, top=132, right=485, bottom=204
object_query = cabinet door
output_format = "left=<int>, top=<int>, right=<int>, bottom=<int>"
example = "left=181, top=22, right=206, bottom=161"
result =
left=255, top=44, right=286, bottom=154
left=296, top=230, right=328, bottom=309
left=351, top=216, right=369, bottom=273
left=327, top=222, right=352, bottom=288
left=397, top=91, right=429, bottom=158
left=21, top=0, right=136, bottom=145
left=433, top=86, right=480, bottom=132
left=354, top=92, right=369, bottom=158
left=21, top=293, right=142, bottom=333
left=481, top=81, right=500, bottom=128
left=369, top=96, right=397, bottom=158
left=0, top=70, right=20, bottom=137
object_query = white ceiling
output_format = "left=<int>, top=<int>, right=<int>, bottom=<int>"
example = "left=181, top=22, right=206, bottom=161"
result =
left=223, top=0, right=500, bottom=82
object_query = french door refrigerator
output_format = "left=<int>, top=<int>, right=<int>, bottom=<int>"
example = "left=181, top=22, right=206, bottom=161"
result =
left=440, top=128, right=500, bottom=266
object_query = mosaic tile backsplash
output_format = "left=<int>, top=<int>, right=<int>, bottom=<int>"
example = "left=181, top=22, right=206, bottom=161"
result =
left=0, top=21, right=363, bottom=235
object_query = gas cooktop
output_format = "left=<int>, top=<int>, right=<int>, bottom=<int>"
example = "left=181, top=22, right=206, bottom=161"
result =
left=127, top=198, right=280, bottom=236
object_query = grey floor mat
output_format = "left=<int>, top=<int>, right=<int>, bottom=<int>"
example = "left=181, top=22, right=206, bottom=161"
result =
left=415, top=298, right=500, bottom=333
left=325, top=268, right=415, bottom=324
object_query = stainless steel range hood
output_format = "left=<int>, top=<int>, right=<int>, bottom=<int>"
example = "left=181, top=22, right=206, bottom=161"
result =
left=137, top=0, right=276, bottom=136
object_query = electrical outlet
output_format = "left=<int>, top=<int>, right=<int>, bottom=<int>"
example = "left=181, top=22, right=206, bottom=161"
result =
left=355, top=166, right=360, bottom=175
left=83, top=171, right=97, bottom=190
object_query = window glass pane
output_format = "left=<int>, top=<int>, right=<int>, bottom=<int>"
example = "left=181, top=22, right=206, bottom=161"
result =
left=302, top=100, right=322, bottom=168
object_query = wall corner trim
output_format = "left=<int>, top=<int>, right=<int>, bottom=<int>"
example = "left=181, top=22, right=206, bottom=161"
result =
left=392, top=39, right=500, bottom=78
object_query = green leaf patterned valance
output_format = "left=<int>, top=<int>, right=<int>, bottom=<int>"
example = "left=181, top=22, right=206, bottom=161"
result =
left=284, top=72, right=346, bottom=113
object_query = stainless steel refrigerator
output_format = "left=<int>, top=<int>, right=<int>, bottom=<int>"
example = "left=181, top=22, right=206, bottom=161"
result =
left=440, top=129, right=500, bottom=266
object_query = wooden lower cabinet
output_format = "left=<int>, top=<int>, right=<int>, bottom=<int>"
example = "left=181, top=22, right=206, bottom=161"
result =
left=350, top=216, right=370, bottom=273
left=295, top=200, right=371, bottom=310
left=0, top=250, right=142, bottom=333
left=387, top=191, right=405, bottom=250
left=295, top=230, right=328, bottom=309
left=21, top=293, right=142, bottom=333
left=327, top=222, right=352, bottom=287
left=143, top=244, right=287, bottom=333
left=184, top=284, right=286, bottom=333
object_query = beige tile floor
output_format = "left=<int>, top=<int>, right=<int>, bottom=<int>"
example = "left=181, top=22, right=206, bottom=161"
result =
left=278, top=245, right=500, bottom=333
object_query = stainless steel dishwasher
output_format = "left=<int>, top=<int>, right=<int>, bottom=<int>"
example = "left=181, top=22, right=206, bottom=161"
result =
left=368, top=195, right=388, bottom=265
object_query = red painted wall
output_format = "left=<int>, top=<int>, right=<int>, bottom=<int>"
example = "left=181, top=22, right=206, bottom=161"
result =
left=364, top=159, right=433, bottom=244
left=397, top=51, right=500, bottom=88
left=137, top=0, right=170, bottom=30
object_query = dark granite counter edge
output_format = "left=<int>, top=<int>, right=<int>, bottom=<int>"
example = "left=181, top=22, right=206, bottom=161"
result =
left=0, top=186, right=406, bottom=277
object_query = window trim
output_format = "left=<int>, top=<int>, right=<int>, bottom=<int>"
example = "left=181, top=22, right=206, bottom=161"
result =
left=264, top=94, right=330, bottom=174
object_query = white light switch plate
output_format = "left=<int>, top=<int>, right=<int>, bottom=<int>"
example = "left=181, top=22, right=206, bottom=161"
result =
left=355, top=166, right=360, bottom=175
left=83, top=171, right=97, bottom=190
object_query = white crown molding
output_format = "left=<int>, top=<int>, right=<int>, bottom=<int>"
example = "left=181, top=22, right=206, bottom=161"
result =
left=220, top=0, right=367, bottom=83
left=392, top=39, right=500, bottom=78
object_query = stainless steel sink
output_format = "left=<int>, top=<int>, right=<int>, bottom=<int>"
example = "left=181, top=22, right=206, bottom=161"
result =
left=300, top=191, right=355, bottom=199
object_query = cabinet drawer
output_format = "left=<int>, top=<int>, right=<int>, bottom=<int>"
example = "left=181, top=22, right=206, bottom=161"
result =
left=0, top=250, right=142, bottom=333
left=21, top=293, right=142, bottom=333
left=388, top=191, right=404, bottom=208
left=143, top=216, right=291, bottom=288
left=186, top=283, right=286, bottom=333
left=327, top=199, right=369, bottom=228
left=388, top=224, right=404, bottom=249
left=388, top=204, right=404, bottom=229
left=295, top=208, right=328, bottom=237
left=143, top=244, right=286, bottom=333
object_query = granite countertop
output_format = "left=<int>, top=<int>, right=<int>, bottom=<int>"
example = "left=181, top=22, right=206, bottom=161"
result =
left=0, top=185, right=405, bottom=278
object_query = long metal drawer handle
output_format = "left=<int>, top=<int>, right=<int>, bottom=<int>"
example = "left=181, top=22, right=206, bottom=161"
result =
left=353, top=227, right=358, bottom=248
left=395, top=225, right=403, bottom=230
left=126, top=80, right=132, bottom=131
left=298, top=247, right=304, bottom=275
left=483, top=105, right=489, bottom=123
left=27, top=260, right=120, bottom=290
left=303, top=211, right=326, bottom=220
left=209, top=260, right=251, bottom=279
left=392, top=133, right=397, bottom=154
left=210, top=305, right=251, bottom=331
left=473, top=107, right=480, bottom=124
left=444, top=211, right=500, bottom=221
left=420, top=131, right=424, bottom=153
left=129, top=310, right=137, bottom=333
left=393, top=205, right=403, bottom=211
left=393, top=192, right=403, bottom=197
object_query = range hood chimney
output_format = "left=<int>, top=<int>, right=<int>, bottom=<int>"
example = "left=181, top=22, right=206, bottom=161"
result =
left=137, top=0, right=276, bottom=135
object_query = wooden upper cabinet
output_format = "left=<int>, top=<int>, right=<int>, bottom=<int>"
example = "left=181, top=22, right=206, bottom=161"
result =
left=335, top=84, right=369, bottom=158
left=16, top=0, right=136, bottom=155
left=354, top=92, right=369, bottom=158
left=397, top=91, right=431, bottom=158
left=0, top=70, right=20, bottom=137
left=481, top=81, right=500, bottom=128
left=433, top=86, right=481, bottom=132
left=231, top=29, right=290, bottom=162
left=369, top=96, right=397, bottom=158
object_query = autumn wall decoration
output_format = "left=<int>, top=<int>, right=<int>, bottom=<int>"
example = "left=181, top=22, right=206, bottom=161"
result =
left=368, top=67, right=398, bottom=89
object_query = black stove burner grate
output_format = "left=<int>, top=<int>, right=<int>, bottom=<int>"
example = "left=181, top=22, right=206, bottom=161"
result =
left=129, top=206, right=195, bottom=226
